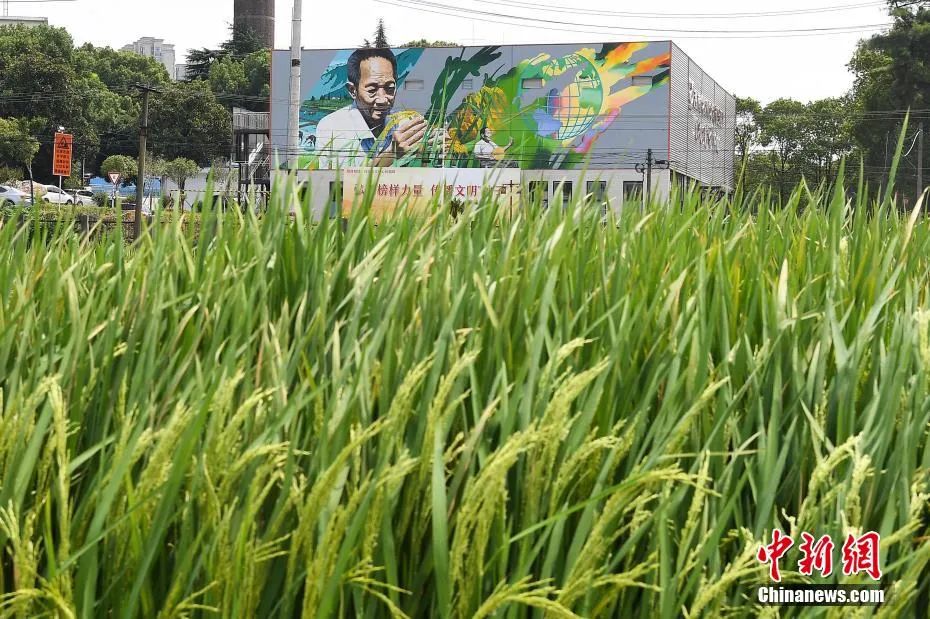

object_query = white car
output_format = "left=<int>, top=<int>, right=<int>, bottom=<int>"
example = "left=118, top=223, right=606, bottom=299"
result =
left=71, top=189, right=96, bottom=205
left=43, top=185, right=74, bottom=205
left=0, top=185, right=31, bottom=207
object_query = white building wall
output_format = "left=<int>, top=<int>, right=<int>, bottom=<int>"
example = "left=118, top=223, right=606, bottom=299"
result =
left=281, top=169, right=671, bottom=221
left=122, top=37, right=178, bottom=80
left=0, top=16, right=48, bottom=27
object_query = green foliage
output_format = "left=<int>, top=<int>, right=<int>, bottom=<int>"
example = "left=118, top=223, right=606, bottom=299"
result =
left=62, top=165, right=84, bottom=190
left=736, top=97, right=854, bottom=199
left=74, top=42, right=170, bottom=92
left=242, top=50, right=271, bottom=101
left=148, top=82, right=231, bottom=165
left=848, top=2, right=930, bottom=196
left=1, top=155, right=930, bottom=616
left=163, top=157, right=199, bottom=190
left=401, top=39, right=461, bottom=48
left=373, top=18, right=389, bottom=48
left=0, top=117, right=39, bottom=169
left=0, top=165, right=19, bottom=184
left=0, top=26, right=228, bottom=178
left=208, top=56, right=248, bottom=95
left=185, top=24, right=269, bottom=111
left=100, top=154, right=137, bottom=180
left=734, top=97, right=761, bottom=170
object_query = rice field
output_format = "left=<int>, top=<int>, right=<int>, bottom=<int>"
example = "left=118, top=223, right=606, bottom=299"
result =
left=1, top=161, right=930, bottom=618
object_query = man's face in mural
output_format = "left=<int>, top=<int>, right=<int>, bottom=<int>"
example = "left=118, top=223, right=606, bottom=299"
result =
left=482, top=128, right=493, bottom=141
left=347, top=57, right=397, bottom=129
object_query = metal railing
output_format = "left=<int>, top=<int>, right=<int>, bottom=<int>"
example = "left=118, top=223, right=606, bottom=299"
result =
left=232, top=111, right=269, bottom=133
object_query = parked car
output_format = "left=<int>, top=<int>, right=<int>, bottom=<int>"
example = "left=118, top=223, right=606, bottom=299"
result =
left=43, top=185, right=73, bottom=205
left=71, top=189, right=96, bottom=205
left=0, top=185, right=31, bottom=207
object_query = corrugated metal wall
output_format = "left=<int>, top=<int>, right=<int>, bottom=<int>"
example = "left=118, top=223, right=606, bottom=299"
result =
left=669, top=44, right=735, bottom=191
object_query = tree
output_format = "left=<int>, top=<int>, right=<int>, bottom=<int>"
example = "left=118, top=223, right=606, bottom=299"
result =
left=734, top=97, right=762, bottom=182
left=163, top=157, right=199, bottom=192
left=0, top=26, right=79, bottom=179
left=63, top=165, right=84, bottom=190
left=0, top=27, right=171, bottom=180
left=100, top=155, right=137, bottom=182
left=186, top=25, right=269, bottom=112
left=0, top=117, right=40, bottom=173
left=186, top=24, right=266, bottom=81
left=757, top=98, right=809, bottom=203
left=401, top=39, right=460, bottom=47
left=849, top=1, right=930, bottom=197
left=0, top=166, right=18, bottom=184
left=209, top=56, right=249, bottom=96
left=74, top=43, right=170, bottom=93
left=797, top=97, right=854, bottom=187
left=148, top=81, right=232, bottom=165
left=373, top=18, right=389, bottom=48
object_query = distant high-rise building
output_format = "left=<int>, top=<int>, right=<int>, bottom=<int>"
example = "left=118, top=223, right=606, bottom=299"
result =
left=122, top=37, right=177, bottom=80
left=0, top=16, right=48, bottom=28
left=234, top=0, right=274, bottom=49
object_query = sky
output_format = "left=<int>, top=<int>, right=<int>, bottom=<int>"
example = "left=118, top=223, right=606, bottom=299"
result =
left=15, top=0, right=893, bottom=103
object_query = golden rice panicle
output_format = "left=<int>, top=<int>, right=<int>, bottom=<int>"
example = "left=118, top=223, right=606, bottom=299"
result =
left=450, top=428, right=541, bottom=616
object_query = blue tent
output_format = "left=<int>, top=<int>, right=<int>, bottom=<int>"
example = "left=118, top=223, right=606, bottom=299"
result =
left=88, top=177, right=161, bottom=197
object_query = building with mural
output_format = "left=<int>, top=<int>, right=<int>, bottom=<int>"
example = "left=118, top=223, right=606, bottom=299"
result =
left=270, top=41, right=734, bottom=217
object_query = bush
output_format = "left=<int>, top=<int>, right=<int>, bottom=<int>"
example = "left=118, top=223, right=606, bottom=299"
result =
left=92, top=192, right=109, bottom=207
left=0, top=165, right=20, bottom=185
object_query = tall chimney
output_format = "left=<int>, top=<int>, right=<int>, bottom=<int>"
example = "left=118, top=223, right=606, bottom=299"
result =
left=234, top=0, right=275, bottom=49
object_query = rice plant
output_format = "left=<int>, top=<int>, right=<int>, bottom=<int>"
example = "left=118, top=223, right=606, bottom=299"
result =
left=1, top=157, right=930, bottom=618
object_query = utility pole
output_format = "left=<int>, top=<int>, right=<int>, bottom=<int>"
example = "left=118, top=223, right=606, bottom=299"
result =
left=287, top=0, right=303, bottom=168
left=646, top=148, right=653, bottom=205
left=918, top=122, right=924, bottom=211
left=134, top=84, right=159, bottom=239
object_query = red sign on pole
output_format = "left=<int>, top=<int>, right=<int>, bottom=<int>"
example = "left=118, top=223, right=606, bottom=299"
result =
left=53, top=132, right=73, bottom=178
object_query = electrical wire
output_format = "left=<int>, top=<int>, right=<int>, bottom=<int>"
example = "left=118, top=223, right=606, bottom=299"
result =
left=374, top=0, right=893, bottom=39
left=451, top=0, right=889, bottom=19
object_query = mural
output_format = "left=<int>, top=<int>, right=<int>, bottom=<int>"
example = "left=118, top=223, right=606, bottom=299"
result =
left=293, top=42, right=671, bottom=170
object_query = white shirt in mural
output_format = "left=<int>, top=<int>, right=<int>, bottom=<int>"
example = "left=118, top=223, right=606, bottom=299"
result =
left=314, top=104, right=393, bottom=169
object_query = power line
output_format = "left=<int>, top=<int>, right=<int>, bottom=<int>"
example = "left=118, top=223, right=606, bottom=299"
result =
left=461, top=0, right=888, bottom=19
left=374, top=0, right=893, bottom=38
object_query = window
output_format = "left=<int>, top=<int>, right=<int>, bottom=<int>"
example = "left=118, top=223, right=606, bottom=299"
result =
left=586, top=180, right=608, bottom=215
left=404, top=79, right=424, bottom=91
left=521, top=78, right=544, bottom=89
left=0, top=187, right=6, bottom=193
left=623, top=181, right=643, bottom=203
left=461, top=79, right=474, bottom=90
left=329, top=181, right=343, bottom=218
left=631, top=75, right=652, bottom=87
left=528, top=181, right=549, bottom=210
left=555, top=181, right=572, bottom=209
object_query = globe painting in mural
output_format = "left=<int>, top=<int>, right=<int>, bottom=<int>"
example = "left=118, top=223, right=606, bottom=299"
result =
left=531, top=53, right=604, bottom=141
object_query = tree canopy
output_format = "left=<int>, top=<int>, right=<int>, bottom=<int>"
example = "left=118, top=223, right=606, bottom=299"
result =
left=0, top=117, right=40, bottom=171
left=163, top=157, right=200, bottom=191
left=185, top=25, right=270, bottom=112
left=848, top=1, right=930, bottom=197
left=149, top=81, right=231, bottom=165
left=401, top=39, right=461, bottom=48
left=100, top=154, right=137, bottom=181
left=0, top=24, right=236, bottom=181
